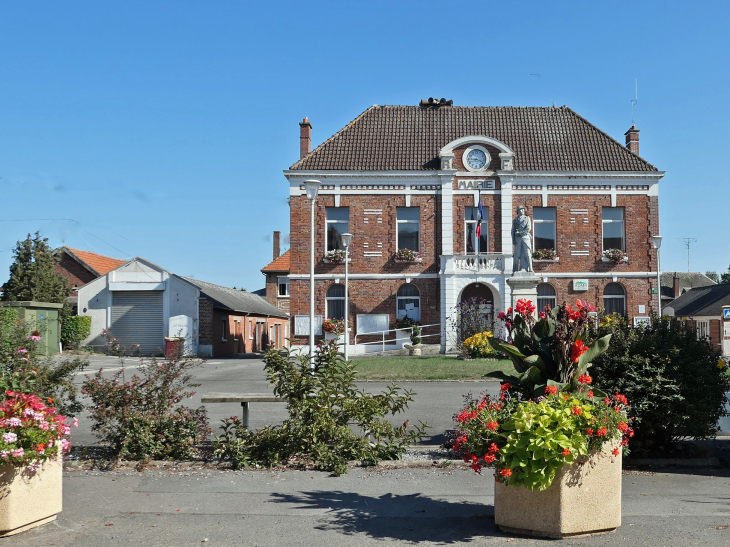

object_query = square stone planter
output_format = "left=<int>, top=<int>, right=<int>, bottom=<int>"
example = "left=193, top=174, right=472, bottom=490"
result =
left=324, top=332, right=345, bottom=345
left=494, top=442, right=621, bottom=539
left=0, top=451, right=63, bottom=537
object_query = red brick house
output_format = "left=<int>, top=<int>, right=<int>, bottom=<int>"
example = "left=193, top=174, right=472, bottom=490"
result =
left=664, top=284, right=730, bottom=356
left=261, top=231, right=291, bottom=314
left=283, top=101, right=664, bottom=352
left=55, top=247, right=127, bottom=289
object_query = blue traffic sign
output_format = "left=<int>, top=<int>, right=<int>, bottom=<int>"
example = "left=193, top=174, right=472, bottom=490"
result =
left=724, top=309, right=730, bottom=319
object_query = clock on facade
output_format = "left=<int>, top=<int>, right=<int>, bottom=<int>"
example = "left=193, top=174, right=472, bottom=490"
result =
left=463, top=145, right=491, bottom=172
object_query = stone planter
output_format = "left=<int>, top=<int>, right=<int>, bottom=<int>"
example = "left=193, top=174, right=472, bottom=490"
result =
left=533, top=257, right=559, bottom=263
left=404, top=343, right=423, bottom=356
left=324, top=332, right=345, bottom=345
left=601, top=256, right=628, bottom=264
left=495, top=442, right=621, bottom=539
left=0, top=451, right=63, bottom=537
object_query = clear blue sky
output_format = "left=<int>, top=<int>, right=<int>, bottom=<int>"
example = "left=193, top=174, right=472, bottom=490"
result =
left=1, top=1, right=728, bottom=290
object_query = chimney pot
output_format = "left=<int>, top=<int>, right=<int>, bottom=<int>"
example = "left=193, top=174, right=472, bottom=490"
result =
left=299, top=117, right=312, bottom=159
left=625, top=125, right=640, bottom=156
left=273, top=231, right=281, bottom=260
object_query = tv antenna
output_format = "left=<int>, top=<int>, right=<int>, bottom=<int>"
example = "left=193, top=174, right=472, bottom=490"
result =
left=631, top=79, right=638, bottom=126
left=678, top=238, right=697, bottom=272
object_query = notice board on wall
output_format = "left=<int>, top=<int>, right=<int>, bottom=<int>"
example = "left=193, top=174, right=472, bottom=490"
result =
left=356, top=314, right=389, bottom=335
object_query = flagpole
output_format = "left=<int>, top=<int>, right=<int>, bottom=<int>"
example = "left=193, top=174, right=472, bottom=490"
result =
left=477, top=191, right=481, bottom=255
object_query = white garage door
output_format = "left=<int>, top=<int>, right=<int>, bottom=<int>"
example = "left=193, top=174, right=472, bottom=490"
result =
left=111, top=291, right=164, bottom=356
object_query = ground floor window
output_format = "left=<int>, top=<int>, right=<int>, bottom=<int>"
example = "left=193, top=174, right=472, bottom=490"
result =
left=396, top=284, right=421, bottom=322
left=536, top=283, right=557, bottom=313
left=326, top=284, right=345, bottom=320
left=603, top=283, right=626, bottom=315
left=696, top=320, right=709, bottom=341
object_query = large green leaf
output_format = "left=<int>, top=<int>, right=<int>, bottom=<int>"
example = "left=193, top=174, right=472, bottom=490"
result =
left=523, top=354, right=547, bottom=372
left=576, top=334, right=612, bottom=370
left=488, top=338, right=529, bottom=373
left=518, top=366, right=545, bottom=387
left=484, top=371, right=520, bottom=384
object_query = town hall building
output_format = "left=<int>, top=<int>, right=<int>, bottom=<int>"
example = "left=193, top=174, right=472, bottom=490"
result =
left=281, top=100, right=664, bottom=352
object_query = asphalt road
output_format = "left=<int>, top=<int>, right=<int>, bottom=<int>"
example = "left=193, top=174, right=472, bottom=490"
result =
left=68, top=354, right=500, bottom=448
left=11, top=466, right=730, bottom=546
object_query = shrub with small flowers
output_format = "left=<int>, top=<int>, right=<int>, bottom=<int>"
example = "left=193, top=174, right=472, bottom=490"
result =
left=603, top=248, right=627, bottom=264
left=532, top=248, right=557, bottom=261
left=453, top=383, right=632, bottom=491
left=394, top=248, right=422, bottom=263
left=462, top=331, right=496, bottom=359
left=322, top=318, right=345, bottom=335
left=0, top=391, right=76, bottom=471
left=324, top=249, right=347, bottom=264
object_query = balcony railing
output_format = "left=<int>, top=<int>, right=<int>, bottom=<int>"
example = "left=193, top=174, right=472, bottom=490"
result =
left=441, top=253, right=510, bottom=274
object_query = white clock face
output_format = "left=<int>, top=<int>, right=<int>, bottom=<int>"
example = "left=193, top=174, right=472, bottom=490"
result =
left=466, top=149, right=487, bottom=170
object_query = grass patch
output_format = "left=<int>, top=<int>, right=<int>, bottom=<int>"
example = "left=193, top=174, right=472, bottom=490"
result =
left=351, top=356, right=516, bottom=381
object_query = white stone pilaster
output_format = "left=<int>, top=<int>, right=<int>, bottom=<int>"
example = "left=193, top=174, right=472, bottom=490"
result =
left=500, top=175, right=515, bottom=273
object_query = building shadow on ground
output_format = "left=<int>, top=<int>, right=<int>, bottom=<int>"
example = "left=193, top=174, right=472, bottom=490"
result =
left=269, top=490, right=501, bottom=543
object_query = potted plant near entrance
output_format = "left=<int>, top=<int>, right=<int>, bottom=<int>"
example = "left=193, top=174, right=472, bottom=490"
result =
left=0, top=391, right=74, bottom=536
left=452, top=299, right=632, bottom=538
left=322, top=318, right=345, bottom=345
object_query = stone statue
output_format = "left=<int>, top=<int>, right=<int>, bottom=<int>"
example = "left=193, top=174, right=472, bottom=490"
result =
left=511, top=205, right=532, bottom=273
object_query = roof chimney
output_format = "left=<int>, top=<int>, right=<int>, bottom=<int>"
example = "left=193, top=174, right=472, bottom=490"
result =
left=673, top=273, right=681, bottom=298
left=273, top=231, right=281, bottom=260
left=625, top=125, right=640, bottom=156
left=299, top=117, right=312, bottom=159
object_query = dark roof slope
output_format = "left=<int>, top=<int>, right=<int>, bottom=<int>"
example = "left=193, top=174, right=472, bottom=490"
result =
left=665, top=284, right=730, bottom=317
left=660, top=272, right=716, bottom=299
left=290, top=105, right=658, bottom=172
left=183, top=278, right=288, bottom=319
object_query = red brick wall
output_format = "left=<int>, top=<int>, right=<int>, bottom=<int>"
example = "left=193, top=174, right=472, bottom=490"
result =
left=55, top=254, right=96, bottom=289
left=210, top=309, right=288, bottom=356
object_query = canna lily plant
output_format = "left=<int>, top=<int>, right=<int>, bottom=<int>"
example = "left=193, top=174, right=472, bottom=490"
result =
left=487, top=299, right=612, bottom=399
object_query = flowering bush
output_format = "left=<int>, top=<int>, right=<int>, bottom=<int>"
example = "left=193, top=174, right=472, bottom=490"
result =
left=394, top=248, right=421, bottom=262
left=322, top=318, right=345, bottom=335
left=450, top=296, right=494, bottom=348
left=394, top=317, right=420, bottom=330
left=488, top=299, right=612, bottom=398
left=0, top=391, right=76, bottom=471
left=462, top=331, right=496, bottom=359
left=453, top=384, right=632, bottom=491
left=532, top=248, right=557, bottom=261
left=324, top=249, right=347, bottom=264
left=603, top=248, right=627, bottom=264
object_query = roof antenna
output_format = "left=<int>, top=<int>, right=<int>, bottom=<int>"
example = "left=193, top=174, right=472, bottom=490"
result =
left=631, top=79, right=638, bottom=126
left=678, top=238, right=697, bottom=272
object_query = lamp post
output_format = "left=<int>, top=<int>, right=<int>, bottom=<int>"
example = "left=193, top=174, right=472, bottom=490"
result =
left=341, top=233, right=352, bottom=361
left=304, top=180, right=321, bottom=366
left=652, top=235, right=663, bottom=317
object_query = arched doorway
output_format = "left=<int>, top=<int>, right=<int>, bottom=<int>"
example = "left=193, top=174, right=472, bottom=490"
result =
left=456, top=283, right=496, bottom=342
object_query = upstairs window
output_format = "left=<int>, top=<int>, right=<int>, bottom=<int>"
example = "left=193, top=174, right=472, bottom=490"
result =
left=278, top=278, right=289, bottom=297
left=465, top=206, right=488, bottom=254
left=533, top=207, right=556, bottom=251
left=326, top=207, right=349, bottom=251
left=397, top=207, right=420, bottom=251
left=602, top=207, right=625, bottom=251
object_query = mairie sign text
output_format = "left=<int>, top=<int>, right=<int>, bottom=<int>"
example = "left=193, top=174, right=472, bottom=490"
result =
left=457, top=179, right=495, bottom=190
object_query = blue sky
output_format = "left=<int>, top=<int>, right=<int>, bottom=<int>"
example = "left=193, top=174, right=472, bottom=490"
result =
left=1, top=1, right=728, bottom=290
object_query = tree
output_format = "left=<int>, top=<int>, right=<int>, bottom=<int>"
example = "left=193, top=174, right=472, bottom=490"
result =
left=722, top=267, right=730, bottom=285
left=706, top=271, right=720, bottom=283
left=2, top=233, right=71, bottom=317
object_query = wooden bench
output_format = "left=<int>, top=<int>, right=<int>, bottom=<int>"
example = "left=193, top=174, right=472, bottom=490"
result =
left=201, top=393, right=288, bottom=428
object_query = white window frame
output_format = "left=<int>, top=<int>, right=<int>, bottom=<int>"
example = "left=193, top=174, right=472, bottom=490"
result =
left=603, top=283, right=626, bottom=315
left=602, top=207, right=625, bottom=252
left=278, top=277, right=290, bottom=297
left=221, top=318, right=228, bottom=342
left=326, top=284, right=346, bottom=320
left=465, top=206, right=488, bottom=254
left=233, top=319, right=240, bottom=341
left=533, top=207, right=557, bottom=252
left=249, top=319, right=253, bottom=340
left=326, top=207, right=349, bottom=252
left=396, top=207, right=420, bottom=252
left=696, top=320, right=710, bottom=341
left=536, top=283, right=557, bottom=313
left=396, top=284, right=421, bottom=322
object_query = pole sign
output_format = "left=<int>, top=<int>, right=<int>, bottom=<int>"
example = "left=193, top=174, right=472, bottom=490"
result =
left=724, top=309, right=730, bottom=320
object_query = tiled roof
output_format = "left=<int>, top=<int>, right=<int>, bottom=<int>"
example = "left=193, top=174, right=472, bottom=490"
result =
left=665, top=284, right=730, bottom=317
left=183, top=278, right=288, bottom=319
left=660, top=272, right=716, bottom=299
left=290, top=105, right=658, bottom=172
left=261, top=250, right=290, bottom=273
left=65, top=247, right=127, bottom=276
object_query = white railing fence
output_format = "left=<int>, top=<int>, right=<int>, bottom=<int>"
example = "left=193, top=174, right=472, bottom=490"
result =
left=353, top=323, right=441, bottom=354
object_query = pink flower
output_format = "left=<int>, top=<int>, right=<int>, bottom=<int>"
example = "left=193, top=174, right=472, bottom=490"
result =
left=23, top=408, right=34, bottom=417
left=8, top=418, right=21, bottom=427
left=0, top=451, right=8, bottom=459
left=2, top=432, right=17, bottom=443
left=63, top=426, right=71, bottom=436
left=73, top=418, right=79, bottom=428
left=61, top=439, right=71, bottom=452
left=39, top=421, right=49, bottom=431
left=16, top=348, right=27, bottom=354
left=11, top=448, right=24, bottom=458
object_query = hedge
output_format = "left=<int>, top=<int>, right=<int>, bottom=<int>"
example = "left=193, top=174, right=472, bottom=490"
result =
left=61, top=315, right=91, bottom=349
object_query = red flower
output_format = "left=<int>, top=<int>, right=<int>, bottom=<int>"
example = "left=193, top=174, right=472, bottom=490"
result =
left=562, top=448, right=571, bottom=456
left=563, top=394, right=569, bottom=401
left=618, top=422, right=628, bottom=432
left=597, top=427, right=608, bottom=436
left=614, top=406, right=621, bottom=413
left=604, top=398, right=611, bottom=405
left=487, top=443, right=500, bottom=454
left=500, top=383, right=512, bottom=392
left=586, top=428, right=594, bottom=436
left=614, top=393, right=628, bottom=405
left=576, top=299, right=596, bottom=312
left=587, top=391, right=594, bottom=398
left=37, top=443, right=45, bottom=451
left=485, top=420, right=499, bottom=431
left=571, top=405, right=583, bottom=416
left=577, top=374, right=592, bottom=385
left=612, top=448, right=620, bottom=456
left=570, top=341, right=589, bottom=363
left=499, top=468, right=512, bottom=477
left=483, top=454, right=496, bottom=464
left=621, top=438, right=630, bottom=446
left=545, top=385, right=558, bottom=396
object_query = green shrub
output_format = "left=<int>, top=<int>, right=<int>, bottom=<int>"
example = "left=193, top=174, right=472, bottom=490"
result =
left=0, top=309, right=86, bottom=416
left=61, top=315, right=91, bottom=349
left=214, top=341, right=427, bottom=475
left=82, top=355, right=211, bottom=461
left=588, top=314, right=729, bottom=454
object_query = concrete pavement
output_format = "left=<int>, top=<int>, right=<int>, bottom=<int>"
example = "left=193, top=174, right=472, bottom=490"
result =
left=9, top=465, right=730, bottom=546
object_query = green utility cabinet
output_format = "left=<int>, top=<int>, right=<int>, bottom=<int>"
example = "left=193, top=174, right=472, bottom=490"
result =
left=0, top=301, right=63, bottom=356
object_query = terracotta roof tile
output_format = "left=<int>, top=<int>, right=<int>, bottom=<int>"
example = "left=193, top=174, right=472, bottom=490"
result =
left=261, top=249, right=290, bottom=273
left=65, top=248, right=127, bottom=276
left=290, top=105, right=658, bottom=172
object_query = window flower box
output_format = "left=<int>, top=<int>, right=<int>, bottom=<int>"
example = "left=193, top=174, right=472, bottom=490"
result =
left=602, top=249, right=628, bottom=264
left=532, top=248, right=557, bottom=261
left=533, top=257, right=559, bottom=263
left=394, top=249, right=422, bottom=263
left=323, top=250, right=350, bottom=264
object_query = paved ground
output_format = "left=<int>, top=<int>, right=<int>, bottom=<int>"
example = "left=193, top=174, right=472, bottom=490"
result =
left=69, top=354, right=498, bottom=447
left=10, top=466, right=730, bottom=546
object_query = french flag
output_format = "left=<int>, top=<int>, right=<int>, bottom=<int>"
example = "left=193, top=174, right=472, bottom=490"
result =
left=476, top=200, right=484, bottom=240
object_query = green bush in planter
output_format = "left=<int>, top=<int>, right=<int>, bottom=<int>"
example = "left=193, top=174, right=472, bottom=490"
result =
left=587, top=314, right=729, bottom=453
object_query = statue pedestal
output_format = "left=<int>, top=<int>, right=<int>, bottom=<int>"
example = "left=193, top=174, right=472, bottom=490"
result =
left=507, top=271, right=540, bottom=312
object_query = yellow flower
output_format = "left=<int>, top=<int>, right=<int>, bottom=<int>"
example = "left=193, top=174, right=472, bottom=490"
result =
left=718, top=360, right=726, bottom=369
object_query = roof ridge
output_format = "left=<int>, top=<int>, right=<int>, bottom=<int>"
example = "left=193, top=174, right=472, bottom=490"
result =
left=289, top=105, right=379, bottom=170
